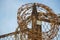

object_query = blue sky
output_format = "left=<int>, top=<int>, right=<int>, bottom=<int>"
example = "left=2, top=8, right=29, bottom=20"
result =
left=0, top=0, right=60, bottom=35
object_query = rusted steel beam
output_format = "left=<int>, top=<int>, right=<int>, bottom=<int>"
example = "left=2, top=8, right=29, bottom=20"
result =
left=31, top=3, right=43, bottom=40
left=38, top=18, right=60, bottom=25
left=0, top=31, right=20, bottom=38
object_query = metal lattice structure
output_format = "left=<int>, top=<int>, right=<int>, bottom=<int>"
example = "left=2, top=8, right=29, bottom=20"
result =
left=0, top=3, right=60, bottom=40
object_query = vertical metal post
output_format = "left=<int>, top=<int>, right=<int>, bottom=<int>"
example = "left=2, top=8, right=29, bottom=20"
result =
left=31, top=3, right=42, bottom=40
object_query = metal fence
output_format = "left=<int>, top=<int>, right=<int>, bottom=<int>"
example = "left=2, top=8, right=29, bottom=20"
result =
left=0, top=25, right=60, bottom=40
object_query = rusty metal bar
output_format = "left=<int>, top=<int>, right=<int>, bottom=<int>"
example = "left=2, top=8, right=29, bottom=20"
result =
left=0, top=31, right=20, bottom=38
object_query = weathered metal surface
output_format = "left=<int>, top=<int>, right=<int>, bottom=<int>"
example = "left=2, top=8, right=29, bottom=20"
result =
left=0, top=3, right=60, bottom=40
left=17, top=3, right=59, bottom=40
